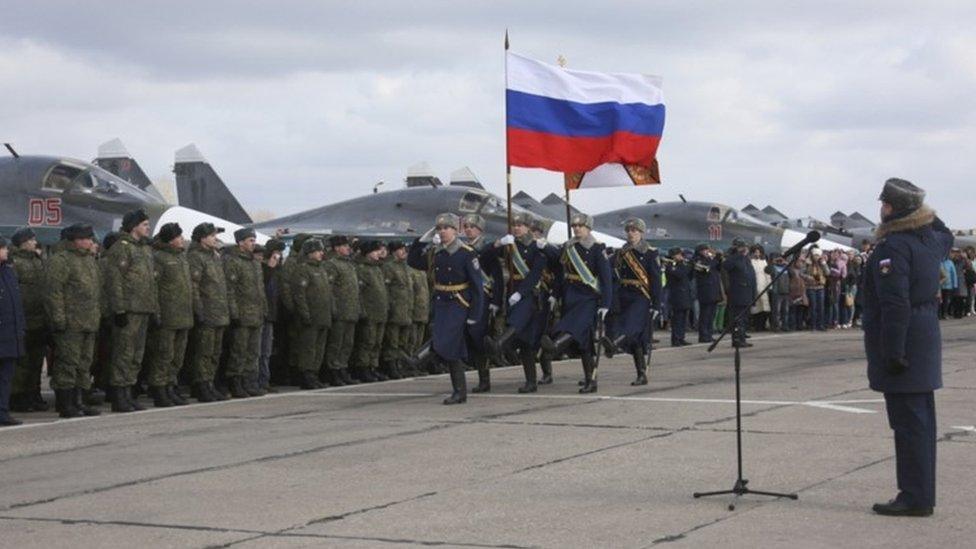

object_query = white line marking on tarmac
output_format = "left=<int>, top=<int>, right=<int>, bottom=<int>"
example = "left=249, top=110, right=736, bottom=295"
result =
left=951, top=425, right=976, bottom=432
left=303, top=391, right=878, bottom=413
left=0, top=329, right=868, bottom=433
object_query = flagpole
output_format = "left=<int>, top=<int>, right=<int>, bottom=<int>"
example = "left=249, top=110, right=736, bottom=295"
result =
left=504, top=30, right=513, bottom=233
left=565, top=187, right=572, bottom=239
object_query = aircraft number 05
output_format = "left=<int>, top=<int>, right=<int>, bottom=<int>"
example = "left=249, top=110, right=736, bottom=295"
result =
left=28, top=198, right=63, bottom=226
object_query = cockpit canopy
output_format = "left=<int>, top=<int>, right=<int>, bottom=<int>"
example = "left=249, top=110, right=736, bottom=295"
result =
left=41, top=161, right=165, bottom=205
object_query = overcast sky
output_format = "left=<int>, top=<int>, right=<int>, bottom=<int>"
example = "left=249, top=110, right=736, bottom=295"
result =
left=3, top=1, right=975, bottom=228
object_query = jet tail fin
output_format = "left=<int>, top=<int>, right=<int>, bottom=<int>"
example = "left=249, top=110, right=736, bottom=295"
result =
left=94, top=138, right=167, bottom=202
left=173, top=144, right=253, bottom=225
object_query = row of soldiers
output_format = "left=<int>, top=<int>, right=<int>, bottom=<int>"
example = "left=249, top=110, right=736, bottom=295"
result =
left=6, top=203, right=763, bottom=416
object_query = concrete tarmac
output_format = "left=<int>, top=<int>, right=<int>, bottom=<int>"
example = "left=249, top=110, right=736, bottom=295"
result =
left=1, top=320, right=974, bottom=548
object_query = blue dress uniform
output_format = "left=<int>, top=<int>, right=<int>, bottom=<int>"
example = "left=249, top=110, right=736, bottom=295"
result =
left=482, top=226, right=548, bottom=393
left=465, top=231, right=503, bottom=392
left=694, top=250, right=722, bottom=343
left=407, top=220, right=483, bottom=405
left=665, top=257, right=693, bottom=346
left=607, top=238, right=661, bottom=385
left=545, top=228, right=612, bottom=393
left=535, top=238, right=562, bottom=385
left=862, top=189, right=953, bottom=514
left=722, top=246, right=756, bottom=345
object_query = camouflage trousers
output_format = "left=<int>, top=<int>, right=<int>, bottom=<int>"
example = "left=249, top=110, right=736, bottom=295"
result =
left=190, top=325, right=225, bottom=384
left=325, top=320, right=356, bottom=371
left=110, top=313, right=150, bottom=387
left=227, top=325, right=261, bottom=378
left=381, top=322, right=412, bottom=363
left=354, top=320, right=385, bottom=371
left=146, top=328, right=189, bottom=387
left=12, top=328, right=47, bottom=394
left=296, top=324, right=329, bottom=373
left=51, top=331, right=96, bottom=390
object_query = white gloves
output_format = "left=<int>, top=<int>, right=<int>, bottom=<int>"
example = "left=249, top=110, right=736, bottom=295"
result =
left=535, top=238, right=547, bottom=248
left=548, top=296, right=557, bottom=309
left=489, top=304, right=500, bottom=316
left=432, top=233, right=442, bottom=245
left=498, top=234, right=515, bottom=246
left=466, top=318, right=477, bottom=325
left=508, top=292, right=522, bottom=306
left=597, top=307, right=609, bottom=320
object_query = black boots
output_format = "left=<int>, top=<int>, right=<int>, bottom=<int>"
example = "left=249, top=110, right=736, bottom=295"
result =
left=472, top=368, right=491, bottom=393
left=243, top=379, right=266, bottom=396
left=168, top=385, right=188, bottom=405
left=339, top=368, right=359, bottom=385
left=209, top=382, right=230, bottom=401
left=518, top=347, right=538, bottom=393
left=382, top=360, right=403, bottom=380
left=539, top=355, right=553, bottom=385
left=110, top=386, right=135, bottom=413
left=150, top=386, right=174, bottom=408
left=195, top=382, right=215, bottom=403
left=443, top=361, right=467, bottom=405
left=56, top=388, right=83, bottom=418
left=579, top=353, right=598, bottom=394
left=228, top=377, right=249, bottom=398
left=631, top=348, right=648, bottom=386
left=541, top=332, right=573, bottom=359
left=300, top=370, right=324, bottom=390
left=485, top=327, right=516, bottom=363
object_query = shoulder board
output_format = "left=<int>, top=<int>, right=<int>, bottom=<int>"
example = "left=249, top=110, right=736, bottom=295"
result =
left=460, top=243, right=474, bottom=252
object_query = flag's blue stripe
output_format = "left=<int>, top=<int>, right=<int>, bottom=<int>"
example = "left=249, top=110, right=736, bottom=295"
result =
left=506, top=89, right=665, bottom=138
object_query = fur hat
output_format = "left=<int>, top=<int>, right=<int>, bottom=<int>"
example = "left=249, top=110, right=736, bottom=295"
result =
left=121, top=209, right=149, bottom=232
left=11, top=227, right=36, bottom=247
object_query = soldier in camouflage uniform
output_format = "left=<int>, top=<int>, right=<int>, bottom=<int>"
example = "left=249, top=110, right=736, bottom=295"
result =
left=7, top=228, right=50, bottom=412
left=352, top=240, right=388, bottom=382
left=404, top=259, right=430, bottom=376
left=224, top=227, right=268, bottom=398
left=278, top=233, right=311, bottom=384
left=44, top=224, right=102, bottom=418
left=145, top=223, right=193, bottom=407
left=290, top=239, right=334, bottom=389
left=187, top=223, right=230, bottom=402
left=380, top=241, right=413, bottom=379
left=324, top=235, right=361, bottom=386
left=105, top=209, right=158, bottom=412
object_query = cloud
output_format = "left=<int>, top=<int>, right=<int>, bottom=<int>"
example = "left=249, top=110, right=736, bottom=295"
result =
left=2, top=0, right=975, bottom=228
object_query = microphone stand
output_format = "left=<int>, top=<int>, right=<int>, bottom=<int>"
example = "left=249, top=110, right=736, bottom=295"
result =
left=693, top=245, right=808, bottom=510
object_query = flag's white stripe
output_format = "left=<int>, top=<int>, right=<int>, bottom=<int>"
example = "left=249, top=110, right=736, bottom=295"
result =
left=507, top=51, right=664, bottom=106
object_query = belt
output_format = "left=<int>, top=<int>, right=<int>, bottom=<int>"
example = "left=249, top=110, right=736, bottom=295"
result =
left=433, top=282, right=470, bottom=292
left=620, top=279, right=645, bottom=287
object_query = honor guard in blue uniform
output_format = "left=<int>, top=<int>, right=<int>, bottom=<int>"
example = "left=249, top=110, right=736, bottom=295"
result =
left=483, top=212, right=547, bottom=393
left=541, top=213, right=612, bottom=393
left=863, top=179, right=953, bottom=517
left=530, top=216, right=560, bottom=385
left=664, top=248, right=693, bottom=347
left=460, top=213, right=503, bottom=393
left=602, top=217, right=661, bottom=385
left=693, top=244, right=722, bottom=343
left=407, top=213, right=484, bottom=405
left=721, top=238, right=756, bottom=347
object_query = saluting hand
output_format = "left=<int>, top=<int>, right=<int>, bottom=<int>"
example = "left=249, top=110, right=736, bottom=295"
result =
left=498, top=234, right=515, bottom=246
left=508, top=292, right=522, bottom=306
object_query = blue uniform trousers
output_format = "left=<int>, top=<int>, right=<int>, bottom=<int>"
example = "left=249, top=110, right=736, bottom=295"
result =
left=698, top=302, right=717, bottom=342
left=671, top=308, right=688, bottom=344
left=884, top=392, right=937, bottom=508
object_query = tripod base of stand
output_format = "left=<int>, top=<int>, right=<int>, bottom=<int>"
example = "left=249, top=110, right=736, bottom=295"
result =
left=694, top=479, right=798, bottom=511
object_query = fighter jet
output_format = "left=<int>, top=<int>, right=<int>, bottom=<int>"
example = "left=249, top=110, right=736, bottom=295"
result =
left=593, top=200, right=855, bottom=252
left=174, top=151, right=623, bottom=246
left=0, top=143, right=265, bottom=245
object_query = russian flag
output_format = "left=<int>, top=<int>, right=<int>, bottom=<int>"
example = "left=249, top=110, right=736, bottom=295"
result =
left=506, top=52, right=665, bottom=174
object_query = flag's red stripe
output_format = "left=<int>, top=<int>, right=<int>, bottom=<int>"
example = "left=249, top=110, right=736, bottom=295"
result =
left=507, top=128, right=661, bottom=173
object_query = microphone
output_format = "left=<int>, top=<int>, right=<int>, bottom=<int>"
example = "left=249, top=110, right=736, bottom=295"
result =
left=782, top=230, right=820, bottom=258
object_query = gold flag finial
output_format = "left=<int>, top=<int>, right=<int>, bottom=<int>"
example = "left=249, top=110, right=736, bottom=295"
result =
left=557, top=55, right=567, bottom=68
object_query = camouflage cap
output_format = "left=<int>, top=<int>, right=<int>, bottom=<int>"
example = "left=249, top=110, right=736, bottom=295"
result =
left=623, top=217, right=646, bottom=233
left=11, top=227, right=36, bottom=247
left=234, top=227, right=256, bottom=243
left=121, top=208, right=149, bottom=232
left=301, top=238, right=325, bottom=255
left=570, top=213, right=594, bottom=229
left=435, top=212, right=459, bottom=229
left=461, top=214, right=485, bottom=230
left=879, top=178, right=925, bottom=214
